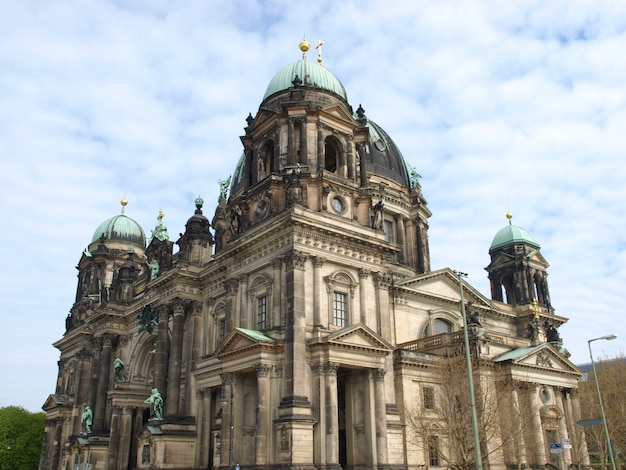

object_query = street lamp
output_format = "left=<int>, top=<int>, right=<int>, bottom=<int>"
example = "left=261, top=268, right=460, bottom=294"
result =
left=454, top=270, right=483, bottom=470
left=588, top=334, right=617, bottom=470
left=6, top=433, right=15, bottom=470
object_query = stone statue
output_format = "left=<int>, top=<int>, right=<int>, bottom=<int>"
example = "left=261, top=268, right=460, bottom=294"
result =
left=372, top=197, right=385, bottom=230
left=146, top=258, right=159, bottom=280
left=81, top=406, right=93, bottom=434
left=218, top=176, right=231, bottom=202
left=408, top=164, right=422, bottom=189
left=114, top=357, right=125, bottom=383
left=138, top=305, right=158, bottom=334
left=145, top=388, right=163, bottom=420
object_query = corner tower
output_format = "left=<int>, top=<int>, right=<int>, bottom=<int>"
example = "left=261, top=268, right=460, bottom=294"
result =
left=486, top=213, right=552, bottom=309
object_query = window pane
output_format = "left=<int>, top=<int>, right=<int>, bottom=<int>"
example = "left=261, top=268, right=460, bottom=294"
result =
left=257, top=295, right=267, bottom=330
left=332, top=292, right=347, bottom=327
left=423, top=386, right=435, bottom=410
left=433, top=318, right=452, bottom=335
left=384, top=220, right=394, bottom=243
left=428, top=435, right=440, bottom=466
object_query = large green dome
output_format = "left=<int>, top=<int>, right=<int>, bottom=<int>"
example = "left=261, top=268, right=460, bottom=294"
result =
left=490, top=222, right=540, bottom=251
left=263, top=59, right=348, bottom=102
left=91, top=213, right=146, bottom=248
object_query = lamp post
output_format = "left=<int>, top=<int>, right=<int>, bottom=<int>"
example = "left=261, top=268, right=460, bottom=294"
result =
left=588, top=334, right=617, bottom=470
left=454, top=270, right=483, bottom=470
left=6, top=433, right=15, bottom=470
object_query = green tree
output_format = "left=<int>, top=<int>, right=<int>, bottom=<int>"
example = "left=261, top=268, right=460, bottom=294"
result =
left=578, top=354, right=626, bottom=468
left=0, top=406, right=45, bottom=470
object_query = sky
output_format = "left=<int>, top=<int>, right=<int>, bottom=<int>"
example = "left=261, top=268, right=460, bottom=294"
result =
left=1, top=0, right=625, bottom=412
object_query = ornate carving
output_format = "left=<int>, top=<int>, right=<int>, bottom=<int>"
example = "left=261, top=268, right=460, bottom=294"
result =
left=358, top=268, right=370, bottom=280
left=256, top=363, right=272, bottom=378
left=536, top=350, right=553, bottom=367
left=312, top=256, right=326, bottom=268
left=374, top=272, right=392, bottom=290
left=223, top=278, right=239, bottom=296
left=284, top=249, right=308, bottom=270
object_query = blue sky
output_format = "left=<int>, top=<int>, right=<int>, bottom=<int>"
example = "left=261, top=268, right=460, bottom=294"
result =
left=1, top=0, right=625, bottom=412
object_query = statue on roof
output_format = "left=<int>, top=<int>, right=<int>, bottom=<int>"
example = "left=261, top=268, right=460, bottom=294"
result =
left=218, top=177, right=231, bottom=202
left=408, top=164, right=422, bottom=189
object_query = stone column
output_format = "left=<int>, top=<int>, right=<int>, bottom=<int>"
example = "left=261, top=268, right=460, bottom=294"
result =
left=555, top=389, right=571, bottom=465
left=255, top=364, right=272, bottom=465
left=529, top=385, right=547, bottom=465
left=347, top=136, right=355, bottom=180
left=224, top=278, right=239, bottom=332
left=299, top=117, right=307, bottom=164
left=325, top=362, right=340, bottom=466
left=358, top=143, right=368, bottom=188
left=154, top=305, right=170, bottom=395
left=87, top=338, right=101, bottom=412
left=94, top=334, right=115, bottom=431
left=196, top=388, right=212, bottom=468
left=165, top=298, right=186, bottom=419
left=416, top=218, right=426, bottom=273
left=373, top=368, right=388, bottom=466
left=358, top=269, right=370, bottom=326
left=374, top=272, right=392, bottom=340
left=221, top=373, right=239, bottom=469
left=311, top=362, right=326, bottom=466
left=313, top=256, right=325, bottom=328
left=395, top=215, right=407, bottom=264
left=287, top=118, right=295, bottom=166
left=281, top=249, right=310, bottom=406
left=107, top=405, right=121, bottom=469
left=510, top=387, right=527, bottom=465
left=272, top=257, right=283, bottom=328
left=239, top=274, right=249, bottom=328
left=182, top=301, right=202, bottom=418
left=364, top=370, right=377, bottom=468
left=317, top=122, right=324, bottom=170
left=115, top=406, right=133, bottom=470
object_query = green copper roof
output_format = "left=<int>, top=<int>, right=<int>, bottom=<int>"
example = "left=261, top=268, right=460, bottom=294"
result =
left=493, top=344, right=542, bottom=362
left=490, top=223, right=540, bottom=251
left=91, top=214, right=146, bottom=248
left=235, top=327, right=275, bottom=342
left=263, top=59, right=348, bottom=101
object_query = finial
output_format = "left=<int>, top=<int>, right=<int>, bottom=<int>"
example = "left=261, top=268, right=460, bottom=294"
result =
left=157, top=209, right=164, bottom=224
left=506, top=211, right=513, bottom=225
left=299, top=36, right=310, bottom=59
left=316, top=40, right=324, bottom=65
left=121, top=196, right=128, bottom=214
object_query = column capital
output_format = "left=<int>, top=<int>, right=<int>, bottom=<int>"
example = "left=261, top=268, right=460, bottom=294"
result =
left=358, top=268, right=370, bottom=280
left=284, top=249, right=308, bottom=270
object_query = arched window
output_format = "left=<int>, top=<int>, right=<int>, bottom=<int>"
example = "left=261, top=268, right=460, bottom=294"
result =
left=423, top=317, right=454, bottom=337
left=501, top=275, right=516, bottom=305
left=324, top=137, right=339, bottom=172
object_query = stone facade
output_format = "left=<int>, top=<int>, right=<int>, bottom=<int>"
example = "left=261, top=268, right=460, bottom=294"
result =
left=40, top=43, right=588, bottom=470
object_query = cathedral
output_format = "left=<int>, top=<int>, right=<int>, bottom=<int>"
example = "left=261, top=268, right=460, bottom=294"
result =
left=40, top=39, right=589, bottom=470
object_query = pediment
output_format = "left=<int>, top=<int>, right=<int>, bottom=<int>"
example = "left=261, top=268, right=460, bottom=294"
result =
left=319, top=103, right=357, bottom=125
left=213, top=327, right=279, bottom=360
left=396, top=268, right=494, bottom=310
left=42, top=394, right=71, bottom=411
left=308, top=324, right=392, bottom=355
left=494, top=343, right=581, bottom=375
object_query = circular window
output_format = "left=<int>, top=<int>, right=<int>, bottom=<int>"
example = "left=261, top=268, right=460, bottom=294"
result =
left=331, top=196, right=345, bottom=214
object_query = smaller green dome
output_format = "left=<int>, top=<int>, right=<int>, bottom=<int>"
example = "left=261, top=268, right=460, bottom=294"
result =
left=92, top=214, right=146, bottom=248
left=490, top=223, right=540, bottom=251
left=263, top=59, right=348, bottom=101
